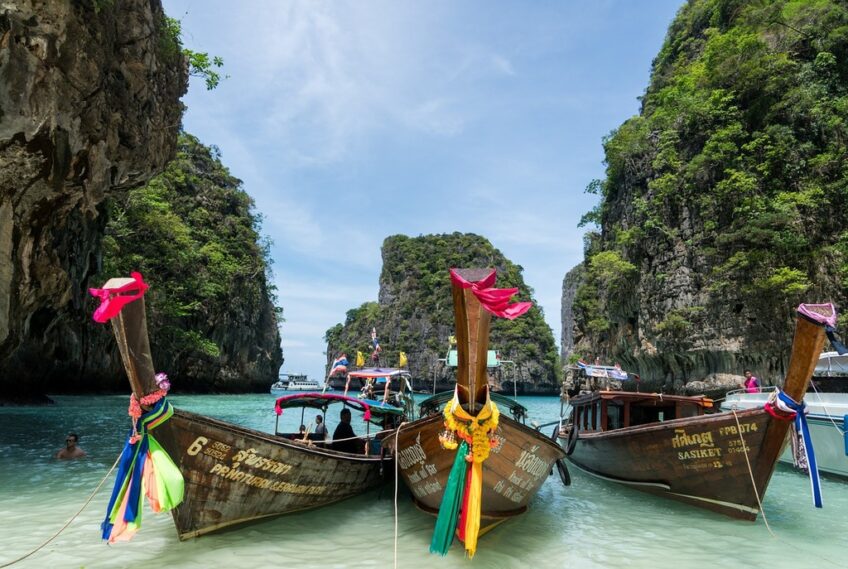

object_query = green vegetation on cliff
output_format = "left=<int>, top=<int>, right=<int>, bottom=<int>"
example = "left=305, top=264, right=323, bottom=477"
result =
left=102, top=133, right=283, bottom=391
left=326, top=233, right=560, bottom=388
left=575, top=0, right=848, bottom=372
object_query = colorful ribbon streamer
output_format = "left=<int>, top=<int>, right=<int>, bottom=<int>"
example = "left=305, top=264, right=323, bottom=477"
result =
left=449, top=269, right=532, bottom=320
left=101, top=398, right=185, bottom=542
left=88, top=272, right=149, bottom=323
left=430, top=440, right=469, bottom=556
left=430, top=388, right=499, bottom=558
left=773, top=390, right=822, bottom=508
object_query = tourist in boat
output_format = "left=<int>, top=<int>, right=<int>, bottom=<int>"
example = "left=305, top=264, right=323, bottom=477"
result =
left=332, top=408, right=359, bottom=453
left=55, top=432, right=87, bottom=459
left=314, top=414, right=327, bottom=438
left=741, top=370, right=760, bottom=393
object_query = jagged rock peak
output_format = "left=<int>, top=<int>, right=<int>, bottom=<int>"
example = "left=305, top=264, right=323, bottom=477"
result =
left=326, top=233, right=561, bottom=394
left=568, top=0, right=848, bottom=394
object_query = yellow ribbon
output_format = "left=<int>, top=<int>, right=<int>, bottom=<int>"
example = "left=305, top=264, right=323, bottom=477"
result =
left=440, top=387, right=499, bottom=557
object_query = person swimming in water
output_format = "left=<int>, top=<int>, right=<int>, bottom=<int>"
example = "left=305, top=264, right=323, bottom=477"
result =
left=55, top=432, right=87, bottom=459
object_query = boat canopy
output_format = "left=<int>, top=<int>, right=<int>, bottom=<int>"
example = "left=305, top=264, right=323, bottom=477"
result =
left=570, top=390, right=713, bottom=408
left=347, top=367, right=410, bottom=380
left=274, top=392, right=404, bottom=417
left=815, top=351, right=848, bottom=375
left=357, top=398, right=406, bottom=416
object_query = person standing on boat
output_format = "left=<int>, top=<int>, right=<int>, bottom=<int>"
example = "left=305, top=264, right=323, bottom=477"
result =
left=741, top=370, right=760, bottom=393
left=55, top=432, right=86, bottom=459
left=314, top=414, right=327, bottom=438
left=332, top=408, right=359, bottom=453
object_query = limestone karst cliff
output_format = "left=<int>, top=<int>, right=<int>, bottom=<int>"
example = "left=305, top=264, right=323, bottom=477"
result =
left=0, top=0, right=187, bottom=400
left=326, top=233, right=560, bottom=394
left=564, top=0, right=848, bottom=394
left=97, top=133, right=283, bottom=393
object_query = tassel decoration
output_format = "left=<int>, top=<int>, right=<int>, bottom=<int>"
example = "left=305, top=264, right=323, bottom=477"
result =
left=101, top=397, right=185, bottom=542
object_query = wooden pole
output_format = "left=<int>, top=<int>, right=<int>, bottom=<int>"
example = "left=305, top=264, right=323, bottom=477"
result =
left=450, top=269, right=494, bottom=413
left=101, top=277, right=159, bottom=399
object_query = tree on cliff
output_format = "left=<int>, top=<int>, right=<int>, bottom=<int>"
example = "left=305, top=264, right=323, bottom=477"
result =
left=102, top=133, right=283, bottom=392
left=573, top=0, right=848, bottom=385
left=325, top=233, right=560, bottom=390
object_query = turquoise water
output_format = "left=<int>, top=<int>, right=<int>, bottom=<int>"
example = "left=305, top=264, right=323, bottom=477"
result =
left=0, top=394, right=845, bottom=569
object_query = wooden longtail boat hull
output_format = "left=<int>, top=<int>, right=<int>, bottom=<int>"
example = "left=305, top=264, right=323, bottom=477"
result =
left=561, top=407, right=783, bottom=519
left=99, top=276, right=398, bottom=540
left=389, top=413, right=564, bottom=528
left=154, top=410, right=389, bottom=540
left=559, top=306, right=830, bottom=520
left=385, top=268, right=566, bottom=550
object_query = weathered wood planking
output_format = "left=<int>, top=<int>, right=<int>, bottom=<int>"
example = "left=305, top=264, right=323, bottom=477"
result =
left=155, top=411, right=388, bottom=539
left=388, top=268, right=566, bottom=533
left=561, top=308, right=829, bottom=520
left=102, top=277, right=395, bottom=540
left=388, top=413, right=564, bottom=528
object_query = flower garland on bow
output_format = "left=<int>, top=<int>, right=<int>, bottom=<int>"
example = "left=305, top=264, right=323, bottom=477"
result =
left=127, top=373, right=171, bottom=443
left=439, top=395, right=500, bottom=462
left=431, top=386, right=500, bottom=558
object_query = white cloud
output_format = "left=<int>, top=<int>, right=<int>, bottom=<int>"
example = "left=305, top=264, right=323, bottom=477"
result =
left=491, top=54, right=516, bottom=76
left=165, top=0, right=684, bottom=382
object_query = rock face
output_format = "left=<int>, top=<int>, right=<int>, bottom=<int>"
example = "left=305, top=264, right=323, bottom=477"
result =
left=560, top=265, right=583, bottom=362
left=0, top=0, right=187, bottom=399
left=97, top=133, right=283, bottom=393
left=326, top=233, right=561, bottom=394
left=566, top=0, right=848, bottom=395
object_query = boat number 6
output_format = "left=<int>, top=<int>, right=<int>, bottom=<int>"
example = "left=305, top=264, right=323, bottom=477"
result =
left=187, top=436, right=209, bottom=456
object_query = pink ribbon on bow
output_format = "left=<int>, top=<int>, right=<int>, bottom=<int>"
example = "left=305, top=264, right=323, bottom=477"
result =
left=449, top=269, right=532, bottom=320
left=89, top=272, right=149, bottom=323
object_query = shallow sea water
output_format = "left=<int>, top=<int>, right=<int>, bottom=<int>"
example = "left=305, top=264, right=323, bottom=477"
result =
left=0, top=394, right=845, bottom=569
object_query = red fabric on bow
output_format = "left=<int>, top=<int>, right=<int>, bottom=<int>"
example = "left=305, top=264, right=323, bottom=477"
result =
left=449, top=269, right=532, bottom=320
left=89, top=272, right=149, bottom=323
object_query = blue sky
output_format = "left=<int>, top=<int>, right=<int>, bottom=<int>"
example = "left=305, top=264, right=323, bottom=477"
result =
left=162, top=0, right=684, bottom=382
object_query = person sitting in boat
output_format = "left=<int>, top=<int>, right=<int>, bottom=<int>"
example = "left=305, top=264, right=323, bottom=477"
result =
left=332, top=407, right=360, bottom=454
left=741, top=370, right=760, bottom=393
left=313, top=414, right=327, bottom=438
left=55, top=432, right=87, bottom=459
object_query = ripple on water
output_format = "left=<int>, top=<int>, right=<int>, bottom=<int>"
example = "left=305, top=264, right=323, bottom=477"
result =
left=0, top=395, right=845, bottom=569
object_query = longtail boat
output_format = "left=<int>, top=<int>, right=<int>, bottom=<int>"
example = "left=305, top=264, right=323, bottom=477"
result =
left=558, top=303, right=835, bottom=520
left=91, top=274, right=407, bottom=541
left=385, top=269, right=565, bottom=557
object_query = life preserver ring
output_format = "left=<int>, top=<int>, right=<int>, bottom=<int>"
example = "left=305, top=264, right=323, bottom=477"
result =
left=565, top=423, right=579, bottom=456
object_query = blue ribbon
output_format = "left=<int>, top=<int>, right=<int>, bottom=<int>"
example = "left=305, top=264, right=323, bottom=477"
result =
left=776, top=391, right=822, bottom=508
left=101, top=398, right=173, bottom=539
left=843, top=415, right=847, bottom=457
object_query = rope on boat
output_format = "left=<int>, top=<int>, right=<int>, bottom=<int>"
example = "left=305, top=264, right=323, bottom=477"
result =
left=0, top=455, right=121, bottom=568
left=731, top=409, right=775, bottom=538
left=286, top=429, right=396, bottom=446
left=732, top=413, right=843, bottom=567
left=808, top=381, right=846, bottom=436
left=393, top=421, right=408, bottom=569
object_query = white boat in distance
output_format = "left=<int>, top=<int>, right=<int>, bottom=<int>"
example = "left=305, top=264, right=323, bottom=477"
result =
left=286, top=378, right=324, bottom=391
left=270, top=373, right=324, bottom=393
